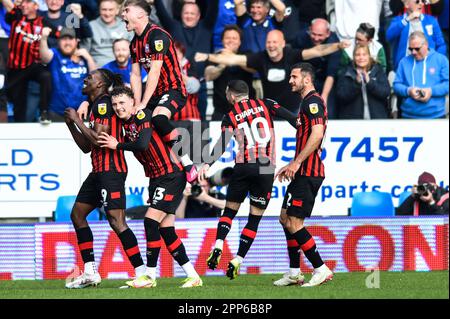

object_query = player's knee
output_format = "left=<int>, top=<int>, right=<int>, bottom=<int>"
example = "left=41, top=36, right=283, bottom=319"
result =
left=70, top=210, right=86, bottom=228
left=106, top=213, right=128, bottom=234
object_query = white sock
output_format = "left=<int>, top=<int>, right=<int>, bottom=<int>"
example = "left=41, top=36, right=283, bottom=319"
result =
left=146, top=267, right=157, bottom=280
left=135, top=265, right=146, bottom=277
left=235, top=255, right=244, bottom=264
left=181, top=155, right=193, bottom=167
left=215, top=239, right=224, bottom=250
left=84, top=262, right=97, bottom=275
left=289, top=268, right=300, bottom=277
left=182, top=262, right=199, bottom=278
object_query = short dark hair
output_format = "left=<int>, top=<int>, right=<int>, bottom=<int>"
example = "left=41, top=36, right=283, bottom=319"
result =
left=122, top=0, right=152, bottom=15
left=227, top=80, right=249, bottom=96
left=111, top=85, right=134, bottom=100
left=291, top=63, right=316, bottom=82
left=356, top=23, right=375, bottom=41
left=221, top=24, right=243, bottom=41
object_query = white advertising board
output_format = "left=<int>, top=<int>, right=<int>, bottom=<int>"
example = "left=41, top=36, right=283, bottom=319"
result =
left=0, top=120, right=448, bottom=218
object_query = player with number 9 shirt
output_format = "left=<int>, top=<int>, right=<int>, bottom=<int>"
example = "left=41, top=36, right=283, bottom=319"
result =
left=198, top=80, right=298, bottom=280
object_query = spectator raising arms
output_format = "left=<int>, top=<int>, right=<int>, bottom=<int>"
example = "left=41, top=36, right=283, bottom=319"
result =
left=196, top=30, right=349, bottom=114
left=387, top=0, right=447, bottom=70
left=4, top=0, right=52, bottom=124
left=205, top=24, right=256, bottom=120
left=81, top=0, right=132, bottom=67
left=393, top=31, right=449, bottom=118
left=341, top=22, right=388, bottom=72
left=336, top=44, right=391, bottom=119
left=235, top=0, right=285, bottom=53
left=40, top=0, right=92, bottom=48
left=39, top=27, right=97, bottom=122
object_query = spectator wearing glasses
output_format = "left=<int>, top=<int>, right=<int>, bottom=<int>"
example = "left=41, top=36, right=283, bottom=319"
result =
left=393, top=31, right=449, bottom=118
left=387, top=0, right=447, bottom=70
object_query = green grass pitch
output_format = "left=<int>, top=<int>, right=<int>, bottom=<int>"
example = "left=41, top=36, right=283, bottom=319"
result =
left=0, top=271, right=448, bottom=299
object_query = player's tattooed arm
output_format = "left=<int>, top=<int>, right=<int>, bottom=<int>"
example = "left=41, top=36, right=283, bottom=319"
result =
left=98, top=127, right=152, bottom=152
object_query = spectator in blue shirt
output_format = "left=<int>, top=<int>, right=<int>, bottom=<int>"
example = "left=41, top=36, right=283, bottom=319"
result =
left=39, top=26, right=97, bottom=121
left=394, top=31, right=449, bottom=118
left=212, top=0, right=237, bottom=51
left=387, top=0, right=447, bottom=70
left=102, top=38, right=147, bottom=86
left=234, top=0, right=285, bottom=53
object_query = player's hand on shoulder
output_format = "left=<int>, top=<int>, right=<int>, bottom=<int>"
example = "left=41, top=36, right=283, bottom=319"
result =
left=98, top=132, right=118, bottom=150
left=77, top=101, right=90, bottom=120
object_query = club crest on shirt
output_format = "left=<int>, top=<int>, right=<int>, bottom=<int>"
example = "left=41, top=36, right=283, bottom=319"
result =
left=136, top=110, right=146, bottom=120
left=154, top=40, right=164, bottom=52
left=309, top=103, right=319, bottom=114
left=98, top=103, right=107, bottom=115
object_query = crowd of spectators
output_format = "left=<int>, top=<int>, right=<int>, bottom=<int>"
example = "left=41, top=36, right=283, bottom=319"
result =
left=0, top=0, right=448, bottom=124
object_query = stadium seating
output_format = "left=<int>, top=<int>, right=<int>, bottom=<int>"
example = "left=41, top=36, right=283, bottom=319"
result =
left=350, top=191, right=395, bottom=217
left=126, top=194, right=144, bottom=209
left=53, top=196, right=100, bottom=222
left=398, top=191, right=412, bottom=207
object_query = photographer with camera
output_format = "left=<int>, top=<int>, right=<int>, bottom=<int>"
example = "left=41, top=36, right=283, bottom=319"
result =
left=176, top=168, right=230, bottom=219
left=397, top=171, right=449, bottom=215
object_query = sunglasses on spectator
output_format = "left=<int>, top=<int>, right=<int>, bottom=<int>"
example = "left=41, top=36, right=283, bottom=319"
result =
left=408, top=45, right=423, bottom=52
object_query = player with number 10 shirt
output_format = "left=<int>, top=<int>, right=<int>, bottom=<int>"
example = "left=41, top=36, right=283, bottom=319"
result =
left=198, top=80, right=298, bottom=280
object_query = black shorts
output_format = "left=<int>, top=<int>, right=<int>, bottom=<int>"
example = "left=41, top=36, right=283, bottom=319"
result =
left=148, top=171, right=186, bottom=215
left=147, top=90, right=187, bottom=117
left=282, top=175, right=324, bottom=218
left=226, top=163, right=275, bottom=209
left=76, top=172, right=127, bottom=212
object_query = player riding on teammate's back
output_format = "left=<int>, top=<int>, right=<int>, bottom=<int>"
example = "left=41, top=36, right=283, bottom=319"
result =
left=121, top=0, right=198, bottom=183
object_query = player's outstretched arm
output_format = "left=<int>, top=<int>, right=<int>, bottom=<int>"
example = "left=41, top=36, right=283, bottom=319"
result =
left=202, top=128, right=234, bottom=168
left=98, top=126, right=152, bottom=152
left=268, top=102, right=298, bottom=128
left=301, top=40, right=350, bottom=60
